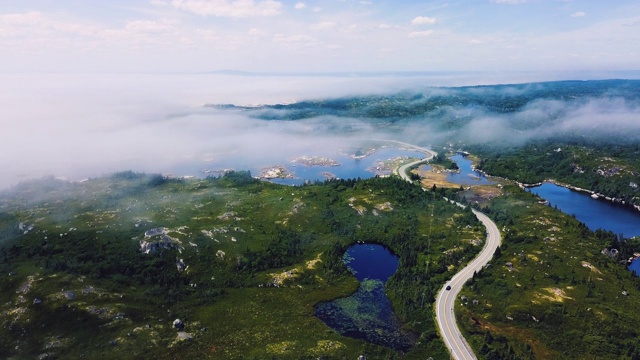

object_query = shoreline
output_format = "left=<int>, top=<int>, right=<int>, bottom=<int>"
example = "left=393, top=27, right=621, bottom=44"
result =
left=519, top=179, right=640, bottom=214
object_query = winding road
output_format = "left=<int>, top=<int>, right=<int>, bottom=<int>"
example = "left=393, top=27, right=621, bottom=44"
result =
left=387, top=140, right=502, bottom=360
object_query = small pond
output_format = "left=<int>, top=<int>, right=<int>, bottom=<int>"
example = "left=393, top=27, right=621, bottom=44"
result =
left=314, top=243, right=416, bottom=352
left=446, top=154, right=493, bottom=185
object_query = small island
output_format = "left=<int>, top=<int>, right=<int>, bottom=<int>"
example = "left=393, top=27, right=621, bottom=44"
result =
left=291, top=156, right=340, bottom=167
left=258, top=165, right=293, bottom=179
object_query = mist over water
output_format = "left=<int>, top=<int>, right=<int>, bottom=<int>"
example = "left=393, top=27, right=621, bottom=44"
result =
left=2, top=72, right=639, bottom=190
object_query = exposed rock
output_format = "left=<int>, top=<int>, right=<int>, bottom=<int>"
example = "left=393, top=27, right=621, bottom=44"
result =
left=173, top=318, right=184, bottom=330
left=62, top=290, right=76, bottom=300
left=144, top=227, right=167, bottom=237
left=601, top=248, right=619, bottom=258
left=176, top=258, right=187, bottom=272
left=139, top=234, right=181, bottom=254
left=176, top=331, right=193, bottom=341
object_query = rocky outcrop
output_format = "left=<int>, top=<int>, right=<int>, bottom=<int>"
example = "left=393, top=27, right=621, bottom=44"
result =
left=139, top=227, right=183, bottom=254
left=176, top=258, right=187, bottom=272
left=172, top=318, right=184, bottom=330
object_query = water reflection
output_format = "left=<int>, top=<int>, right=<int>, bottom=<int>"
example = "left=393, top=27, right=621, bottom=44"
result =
left=446, top=154, right=493, bottom=185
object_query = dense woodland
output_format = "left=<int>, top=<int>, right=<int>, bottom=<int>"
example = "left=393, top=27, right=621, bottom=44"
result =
left=472, top=140, right=640, bottom=207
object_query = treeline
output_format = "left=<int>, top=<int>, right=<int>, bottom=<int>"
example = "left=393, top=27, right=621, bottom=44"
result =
left=472, top=140, right=640, bottom=207
left=223, top=79, right=640, bottom=123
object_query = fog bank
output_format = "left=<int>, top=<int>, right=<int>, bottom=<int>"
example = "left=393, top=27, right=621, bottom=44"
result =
left=2, top=72, right=639, bottom=189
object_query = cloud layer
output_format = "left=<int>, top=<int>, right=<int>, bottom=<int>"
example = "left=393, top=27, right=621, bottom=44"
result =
left=2, top=73, right=639, bottom=190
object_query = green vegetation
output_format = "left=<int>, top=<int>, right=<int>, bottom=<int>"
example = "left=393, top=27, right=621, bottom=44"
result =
left=212, top=79, right=640, bottom=125
left=4, top=78, right=640, bottom=359
left=430, top=153, right=459, bottom=171
left=456, top=185, right=640, bottom=359
left=472, top=140, right=640, bottom=208
left=0, top=171, right=484, bottom=359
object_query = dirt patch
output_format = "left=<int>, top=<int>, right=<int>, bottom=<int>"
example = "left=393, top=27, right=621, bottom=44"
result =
left=581, top=261, right=602, bottom=274
left=461, top=309, right=558, bottom=359
left=459, top=185, right=503, bottom=207
left=375, top=202, right=393, bottom=211
left=536, top=287, right=574, bottom=302
left=306, top=254, right=322, bottom=270
left=419, top=172, right=459, bottom=189
left=269, top=269, right=298, bottom=286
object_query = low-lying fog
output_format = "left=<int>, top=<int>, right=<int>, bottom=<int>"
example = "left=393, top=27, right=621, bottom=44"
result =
left=1, top=72, right=639, bottom=189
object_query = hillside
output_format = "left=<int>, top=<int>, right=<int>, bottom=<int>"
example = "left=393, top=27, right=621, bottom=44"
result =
left=0, top=172, right=483, bottom=359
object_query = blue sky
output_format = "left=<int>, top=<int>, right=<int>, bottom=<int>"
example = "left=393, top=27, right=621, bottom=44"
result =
left=1, top=0, right=639, bottom=73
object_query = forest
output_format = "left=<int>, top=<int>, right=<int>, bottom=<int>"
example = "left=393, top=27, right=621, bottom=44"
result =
left=0, top=171, right=484, bottom=359
left=471, top=140, right=640, bottom=208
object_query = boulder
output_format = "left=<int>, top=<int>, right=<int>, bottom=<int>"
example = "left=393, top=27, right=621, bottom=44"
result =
left=173, top=318, right=184, bottom=330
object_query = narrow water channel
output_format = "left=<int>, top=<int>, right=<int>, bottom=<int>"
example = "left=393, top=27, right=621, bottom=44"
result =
left=446, top=154, right=493, bottom=185
left=314, top=243, right=416, bottom=352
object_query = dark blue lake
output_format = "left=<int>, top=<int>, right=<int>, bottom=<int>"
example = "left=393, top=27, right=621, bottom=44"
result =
left=528, top=183, right=640, bottom=238
left=528, top=183, right=640, bottom=275
left=446, top=154, right=493, bottom=185
left=314, top=243, right=416, bottom=352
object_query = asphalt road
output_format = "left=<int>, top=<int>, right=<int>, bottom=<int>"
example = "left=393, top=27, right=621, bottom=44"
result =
left=435, top=208, right=501, bottom=360
left=377, top=140, right=436, bottom=180
left=389, top=140, right=502, bottom=360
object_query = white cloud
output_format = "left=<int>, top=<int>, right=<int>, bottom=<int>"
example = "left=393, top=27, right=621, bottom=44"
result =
left=273, top=33, right=315, bottom=43
left=310, top=21, right=336, bottom=31
left=492, top=0, right=528, bottom=4
left=378, top=23, right=392, bottom=29
left=124, top=19, right=175, bottom=33
left=248, top=28, right=266, bottom=36
left=294, top=2, right=305, bottom=10
left=411, top=16, right=437, bottom=25
left=571, top=11, right=586, bottom=18
left=170, top=0, right=283, bottom=17
left=0, top=11, right=98, bottom=38
left=408, top=30, right=434, bottom=38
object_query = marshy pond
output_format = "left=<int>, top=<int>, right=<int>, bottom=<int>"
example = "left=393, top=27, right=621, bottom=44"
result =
left=314, top=243, right=416, bottom=352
